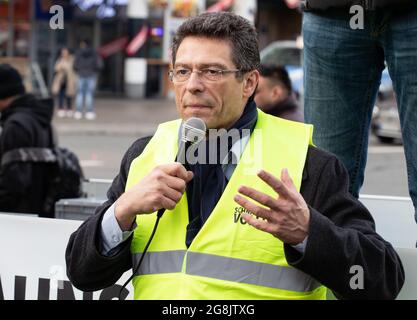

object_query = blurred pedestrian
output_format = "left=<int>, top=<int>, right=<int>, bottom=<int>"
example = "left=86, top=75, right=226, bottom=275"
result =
left=51, top=47, right=77, bottom=118
left=0, top=64, right=53, bottom=216
left=73, top=39, right=103, bottom=120
left=255, top=64, right=303, bottom=122
left=302, top=0, right=417, bottom=223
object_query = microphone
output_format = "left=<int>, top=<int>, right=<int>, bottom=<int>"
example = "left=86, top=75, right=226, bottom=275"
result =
left=177, top=117, right=207, bottom=164
left=157, top=117, right=206, bottom=218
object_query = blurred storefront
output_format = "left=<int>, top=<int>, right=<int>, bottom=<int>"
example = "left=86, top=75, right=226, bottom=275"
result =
left=0, top=0, right=128, bottom=95
left=0, top=0, right=302, bottom=98
left=0, top=0, right=31, bottom=57
left=0, top=0, right=33, bottom=91
left=257, top=0, right=302, bottom=50
left=33, top=0, right=128, bottom=94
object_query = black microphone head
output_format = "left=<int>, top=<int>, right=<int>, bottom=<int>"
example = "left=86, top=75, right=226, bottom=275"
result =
left=181, top=117, right=206, bottom=144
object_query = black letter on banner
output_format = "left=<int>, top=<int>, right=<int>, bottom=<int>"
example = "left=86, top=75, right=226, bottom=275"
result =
left=15, top=276, right=26, bottom=300
left=0, top=276, right=4, bottom=300
left=100, top=285, right=129, bottom=300
left=38, top=278, right=50, bottom=300
left=57, top=281, right=76, bottom=300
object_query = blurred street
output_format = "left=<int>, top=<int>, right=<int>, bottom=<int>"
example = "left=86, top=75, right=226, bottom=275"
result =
left=54, top=97, right=410, bottom=198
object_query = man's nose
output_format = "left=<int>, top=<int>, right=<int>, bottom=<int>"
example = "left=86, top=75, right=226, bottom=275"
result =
left=185, top=72, right=205, bottom=93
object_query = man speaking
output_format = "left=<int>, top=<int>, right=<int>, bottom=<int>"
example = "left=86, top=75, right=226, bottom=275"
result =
left=66, top=12, right=404, bottom=300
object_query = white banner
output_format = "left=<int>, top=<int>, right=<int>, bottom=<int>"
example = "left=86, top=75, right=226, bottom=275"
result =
left=0, top=214, right=133, bottom=300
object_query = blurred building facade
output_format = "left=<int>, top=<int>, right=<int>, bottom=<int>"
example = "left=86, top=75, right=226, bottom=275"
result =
left=0, top=0, right=301, bottom=98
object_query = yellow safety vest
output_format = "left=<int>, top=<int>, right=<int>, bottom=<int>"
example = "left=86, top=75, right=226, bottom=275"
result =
left=126, top=109, right=326, bottom=300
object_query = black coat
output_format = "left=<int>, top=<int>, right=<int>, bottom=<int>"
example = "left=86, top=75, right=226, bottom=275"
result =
left=0, top=94, right=53, bottom=216
left=74, top=48, right=103, bottom=78
left=65, top=136, right=405, bottom=299
left=304, top=0, right=417, bottom=11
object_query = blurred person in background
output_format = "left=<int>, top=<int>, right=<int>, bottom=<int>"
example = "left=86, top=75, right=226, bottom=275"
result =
left=0, top=64, right=53, bottom=216
left=73, top=39, right=103, bottom=120
left=302, top=0, right=417, bottom=225
left=255, top=64, right=303, bottom=122
left=52, top=47, right=77, bottom=118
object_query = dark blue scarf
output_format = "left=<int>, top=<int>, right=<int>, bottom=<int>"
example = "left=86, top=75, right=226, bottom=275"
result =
left=185, top=100, right=258, bottom=247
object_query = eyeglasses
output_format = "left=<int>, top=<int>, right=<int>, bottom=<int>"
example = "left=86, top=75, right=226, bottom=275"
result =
left=168, top=68, right=242, bottom=83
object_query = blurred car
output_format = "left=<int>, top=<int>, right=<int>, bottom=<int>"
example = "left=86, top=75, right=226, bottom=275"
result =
left=371, top=67, right=403, bottom=144
left=260, top=40, right=304, bottom=96
left=380, top=67, right=393, bottom=94
left=372, top=96, right=402, bottom=144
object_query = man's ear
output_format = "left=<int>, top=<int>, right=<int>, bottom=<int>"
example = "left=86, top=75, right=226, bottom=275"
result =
left=271, top=85, right=284, bottom=101
left=242, top=70, right=260, bottom=99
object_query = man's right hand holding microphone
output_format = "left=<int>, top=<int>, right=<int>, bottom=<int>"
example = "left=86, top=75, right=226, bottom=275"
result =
left=114, top=163, right=193, bottom=231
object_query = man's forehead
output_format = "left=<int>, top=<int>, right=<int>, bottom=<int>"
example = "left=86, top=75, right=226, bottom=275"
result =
left=175, top=36, right=234, bottom=66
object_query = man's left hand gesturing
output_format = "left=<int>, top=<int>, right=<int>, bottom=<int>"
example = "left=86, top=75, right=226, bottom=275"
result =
left=234, top=168, right=310, bottom=245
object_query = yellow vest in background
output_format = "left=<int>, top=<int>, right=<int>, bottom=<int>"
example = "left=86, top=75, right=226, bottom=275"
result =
left=125, top=109, right=326, bottom=300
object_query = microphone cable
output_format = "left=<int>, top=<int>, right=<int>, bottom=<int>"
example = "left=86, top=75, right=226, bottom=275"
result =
left=117, top=117, right=205, bottom=299
left=118, top=208, right=165, bottom=300
left=118, top=141, right=189, bottom=299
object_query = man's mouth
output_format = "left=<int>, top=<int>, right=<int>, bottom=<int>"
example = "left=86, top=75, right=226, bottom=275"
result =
left=186, top=104, right=211, bottom=109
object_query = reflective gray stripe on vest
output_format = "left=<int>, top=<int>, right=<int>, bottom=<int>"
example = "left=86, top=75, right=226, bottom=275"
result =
left=132, top=250, right=186, bottom=275
left=132, top=251, right=320, bottom=292
left=186, top=252, right=321, bottom=292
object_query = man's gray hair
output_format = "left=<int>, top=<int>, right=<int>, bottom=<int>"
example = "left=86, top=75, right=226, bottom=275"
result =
left=171, top=12, right=260, bottom=75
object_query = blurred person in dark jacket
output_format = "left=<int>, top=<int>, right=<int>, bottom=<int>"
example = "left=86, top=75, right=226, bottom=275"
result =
left=73, top=39, right=103, bottom=121
left=255, top=65, right=303, bottom=122
left=0, top=64, right=53, bottom=216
